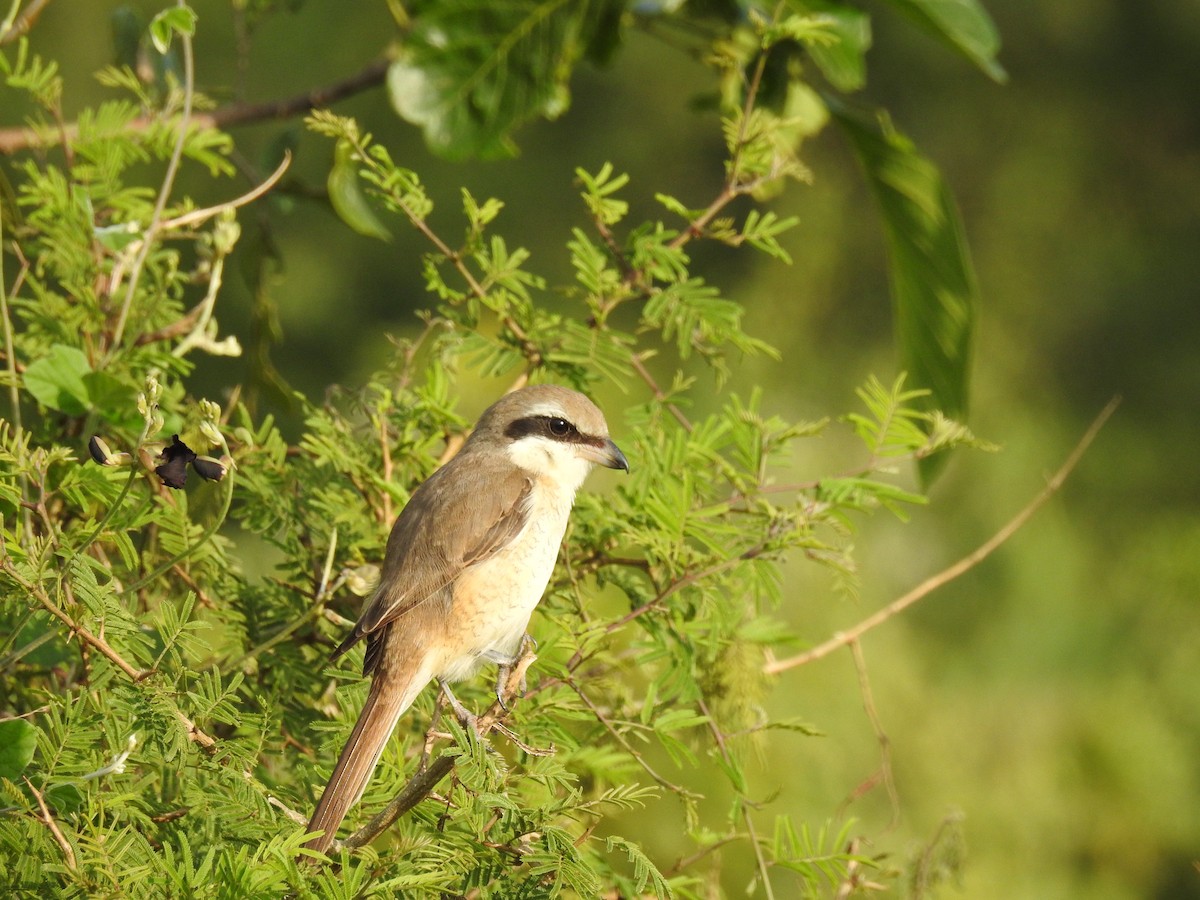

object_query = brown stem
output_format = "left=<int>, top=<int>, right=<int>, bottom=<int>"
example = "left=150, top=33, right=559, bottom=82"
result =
left=569, top=678, right=699, bottom=798
left=339, top=647, right=538, bottom=852
left=698, top=697, right=775, bottom=900
left=0, top=58, right=390, bottom=155
left=2, top=559, right=219, bottom=750
left=548, top=540, right=766, bottom=684
left=0, top=0, right=53, bottom=47
left=4, top=559, right=146, bottom=681
left=764, top=398, right=1120, bottom=674
left=25, top=776, right=76, bottom=871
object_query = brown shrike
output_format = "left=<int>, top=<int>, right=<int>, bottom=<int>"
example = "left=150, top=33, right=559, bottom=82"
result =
left=303, top=385, right=628, bottom=854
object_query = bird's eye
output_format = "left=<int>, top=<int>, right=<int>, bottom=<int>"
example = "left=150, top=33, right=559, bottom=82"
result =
left=547, top=417, right=572, bottom=437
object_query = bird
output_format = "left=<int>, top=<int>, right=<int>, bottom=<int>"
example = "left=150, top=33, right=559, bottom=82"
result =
left=302, top=384, right=628, bottom=855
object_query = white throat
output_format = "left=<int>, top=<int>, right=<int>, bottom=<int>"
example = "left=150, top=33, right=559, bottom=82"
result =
left=506, top=437, right=593, bottom=497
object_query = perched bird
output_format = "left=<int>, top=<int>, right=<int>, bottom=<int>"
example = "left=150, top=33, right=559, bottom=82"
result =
left=303, top=384, right=628, bottom=854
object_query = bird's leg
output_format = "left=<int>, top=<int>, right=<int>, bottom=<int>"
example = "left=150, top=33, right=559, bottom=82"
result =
left=488, top=633, right=537, bottom=710
left=436, top=679, right=480, bottom=737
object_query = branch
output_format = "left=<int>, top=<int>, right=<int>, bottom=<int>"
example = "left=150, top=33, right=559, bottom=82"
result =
left=204, top=57, right=389, bottom=131
left=107, top=0, right=197, bottom=355
left=764, top=398, right=1120, bottom=675
left=1, top=558, right=218, bottom=750
left=542, top=540, right=767, bottom=688
left=24, top=776, right=76, bottom=871
left=0, top=0, right=52, bottom=47
left=0, top=57, right=390, bottom=155
left=698, top=697, right=776, bottom=900
left=3, top=558, right=146, bottom=682
left=340, top=647, right=539, bottom=851
left=569, top=678, right=700, bottom=799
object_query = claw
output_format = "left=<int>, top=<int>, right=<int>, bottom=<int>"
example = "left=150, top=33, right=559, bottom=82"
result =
left=492, top=633, right=536, bottom=708
left=437, top=679, right=481, bottom=738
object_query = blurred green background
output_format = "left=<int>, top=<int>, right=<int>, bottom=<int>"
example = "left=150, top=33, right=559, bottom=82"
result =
left=7, top=1, right=1198, bottom=896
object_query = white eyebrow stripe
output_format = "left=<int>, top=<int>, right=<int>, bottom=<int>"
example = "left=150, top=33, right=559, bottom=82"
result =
left=522, top=404, right=570, bottom=419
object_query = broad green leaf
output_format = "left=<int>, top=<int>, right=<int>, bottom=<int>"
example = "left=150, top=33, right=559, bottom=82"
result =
left=22, top=344, right=92, bottom=415
left=880, top=0, right=1006, bottom=82
left=791, top=2, right=872, bottom=92
left=149, top=5, right=197, bottom=55
left=0, top=719, right=37, bottom=778
left=45, top=783, right=84, bottom=813
left=327, top=139, right=392, bottom=241
left=83, top=370, right=137, bottom=420
left=387, top=0, right=620, bottom=159
left=831, top=104, right=979, bottom=483
left=93, top=221, right=141, bottom=252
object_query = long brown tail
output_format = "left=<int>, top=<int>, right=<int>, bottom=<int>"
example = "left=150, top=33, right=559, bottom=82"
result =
left=302, top=664, right=428, bottom=855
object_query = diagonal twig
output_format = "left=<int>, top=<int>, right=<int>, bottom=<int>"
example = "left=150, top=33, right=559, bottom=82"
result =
left=336, top=647, right=539, bottom=853
left=764, top=398, right=1120, bottom=675
left=24, top=776, right=76, bottom=871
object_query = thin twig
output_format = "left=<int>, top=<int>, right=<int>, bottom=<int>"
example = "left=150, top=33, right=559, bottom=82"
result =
left=0, top=213, right=31, bottom=539
left=0, top=58, right=390, bottom=155
left=698, top=697, right=775, bottom=900
left=664, top=834, right=742, bottom=877
left=156, top=151, right=291, bottom=233
left=378, top=415, right=393, bottom=525
left=546, top=541, right=765, bottom=685
left=0, top=0, right=52, bottom=46
left=1, top=558, right=218, bottom=750
left=24, top=777, right=76, bottom=871
left=338, top=647, right=538, bottom=852
left=569, top=679, right=700, bottom=798
left=107, top=0, right=197, bottom=356
left=764, top=398, right=1120, bottom=675
left=843, top=639, right=899, bottom=828
left=4, top=559, right=146, bottom=681
left=0, top=705, right=50, bottom=722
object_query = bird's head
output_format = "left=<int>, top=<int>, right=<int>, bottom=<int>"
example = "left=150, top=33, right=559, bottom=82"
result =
left=471, top=384, right=628, bottom=490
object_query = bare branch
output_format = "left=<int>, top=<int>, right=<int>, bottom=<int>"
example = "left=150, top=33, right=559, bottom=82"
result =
left=24, top=776, right=76, bottom=871
left=0, top=0, right=52, bottom=46
left=765, top=398, right=1120, bottom=675
left=0, top=58, right=389, bottom=155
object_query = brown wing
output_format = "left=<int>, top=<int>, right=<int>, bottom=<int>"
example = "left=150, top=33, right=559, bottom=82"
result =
left=330, top=453, right=533, bottom=666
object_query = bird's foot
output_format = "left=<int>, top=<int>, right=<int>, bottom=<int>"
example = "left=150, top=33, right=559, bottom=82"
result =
left=437, top=679, right=481, bottom=738
left=491, top=634, right=537, bottom=710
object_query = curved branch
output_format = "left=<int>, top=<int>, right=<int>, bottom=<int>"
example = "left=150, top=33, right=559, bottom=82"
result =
left=764, top=397, right=1120, bottom=675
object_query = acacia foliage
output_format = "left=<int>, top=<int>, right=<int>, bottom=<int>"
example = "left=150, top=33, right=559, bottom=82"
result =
left=0, top=2, right=995, bottom=896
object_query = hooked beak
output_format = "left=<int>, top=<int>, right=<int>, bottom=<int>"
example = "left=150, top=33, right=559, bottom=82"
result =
left=584, top=438, right=629, bottom=473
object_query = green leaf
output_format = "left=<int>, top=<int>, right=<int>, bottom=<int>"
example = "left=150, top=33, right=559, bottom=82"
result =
left=23, top=344, right=92, bottom=415
left=149, top=5, right=197, bottom=55
left=0, top=719, right=37, bottom=778
left=327, top=139, right=392, bottom=241
left=44, top=782, right=84, bottom=813
left=831, top=104, right=979, bottom=483
left=387, top=0, right=619, bottom=159
left=83, top=370, right=137, bottom=422
left=879, top=0, right=1006, bottom=82
left=790, top=3, right=872, bottom=92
